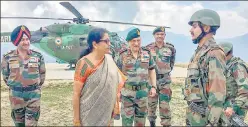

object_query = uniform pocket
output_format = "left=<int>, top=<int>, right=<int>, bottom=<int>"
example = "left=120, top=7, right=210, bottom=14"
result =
left=9, top=62, right=20, bottom=79
left=28, top=63, right=39, bottom=74
left=187, top=63, right=200, bottom=77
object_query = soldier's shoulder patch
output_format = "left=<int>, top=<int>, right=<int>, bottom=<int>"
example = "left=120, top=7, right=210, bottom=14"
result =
left=30, top=49, right=42, bottom=56
left=119, top=48, right=128, bottom=55
left=141, top=47, right=151, bottom=53
left=166, top=42, right=174, bottom=47
left=238, top=61, right=248, bottom=73
left=141, top=46, right=149, bottom=51
left=3, top=50, right=15, bottom=57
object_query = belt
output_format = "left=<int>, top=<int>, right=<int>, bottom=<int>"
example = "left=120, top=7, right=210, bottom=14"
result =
left=124, top=83, right=147, bottom=91
left=10, top=84, right=40, bottom=92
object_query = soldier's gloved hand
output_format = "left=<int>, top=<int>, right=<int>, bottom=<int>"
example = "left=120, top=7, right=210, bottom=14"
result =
left=225, top=107, right=234, bottom=118
left=149, top=87, right=156, bottom=97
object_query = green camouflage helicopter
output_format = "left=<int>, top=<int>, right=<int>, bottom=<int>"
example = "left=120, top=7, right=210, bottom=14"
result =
left=1, top=2, right=170, bottom=69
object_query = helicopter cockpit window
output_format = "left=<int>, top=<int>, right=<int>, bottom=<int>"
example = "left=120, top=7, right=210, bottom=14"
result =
left=62, top=25, right=70, bottom=33
left=40, top=27, right=49, bottom=37
left=79, top=37, right=86, bottom=46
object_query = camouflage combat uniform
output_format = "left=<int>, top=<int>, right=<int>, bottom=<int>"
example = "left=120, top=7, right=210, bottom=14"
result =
left=117, top=47, right=155, bottom=126
left=182, top=38, right=227, bottom=126
left=145, top=42, right=176, bottom=126
left=1, top=49, right=46, bottom=126
left=224, top=56, right=248, bottom=119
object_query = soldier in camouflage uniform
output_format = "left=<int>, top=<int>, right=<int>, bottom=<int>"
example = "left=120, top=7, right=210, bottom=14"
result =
left=117, top=28, right=157, bottom=126
left=1, top=25, right=46, bottom=126
left=182, top=9, right=227, bottom=126
left=145, top=27, right=176, bottom=127
left=219, top=42, right=248, bottom=120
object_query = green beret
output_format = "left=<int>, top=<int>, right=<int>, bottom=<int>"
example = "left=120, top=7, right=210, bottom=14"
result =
left=219, top=42, right=233, bottom=55
left=153, top=26, right=165, bottom=35
left=126, top=28, right=140, bottom=42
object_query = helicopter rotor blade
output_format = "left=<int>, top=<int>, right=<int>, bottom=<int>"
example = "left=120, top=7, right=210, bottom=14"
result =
left=60, top=2, right=83, bottom=18
left=1, top=17, right=171, bottom=28
left=1, top=16, right=72, bottom=21
left=89, top=20, right=170, bottom=28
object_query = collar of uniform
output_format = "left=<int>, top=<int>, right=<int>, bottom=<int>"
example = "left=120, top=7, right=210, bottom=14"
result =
left=201, top=37, right=216, bottom=50
left=16, top=49, right=32, bottom=55
left=127, top=48, right=142, bottom=58
left=154, top=42, right=165, bottom=48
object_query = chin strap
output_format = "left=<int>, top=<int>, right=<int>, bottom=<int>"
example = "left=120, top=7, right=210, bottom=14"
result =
left=192, top=23, right=210, bottom=44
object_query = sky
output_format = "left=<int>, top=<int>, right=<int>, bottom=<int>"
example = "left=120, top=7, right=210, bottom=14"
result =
left=1, top=1, right=248, bottom=39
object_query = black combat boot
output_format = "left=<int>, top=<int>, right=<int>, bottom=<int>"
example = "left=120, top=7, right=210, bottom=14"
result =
left=150, top=121, right=156, bottom=127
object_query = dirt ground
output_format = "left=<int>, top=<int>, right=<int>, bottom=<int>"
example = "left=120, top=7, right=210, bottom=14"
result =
left=1, top=79, right=247, bottom=126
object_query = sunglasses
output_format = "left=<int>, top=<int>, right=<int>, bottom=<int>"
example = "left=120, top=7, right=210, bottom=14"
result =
left=99, top=39, right=110, bottom=44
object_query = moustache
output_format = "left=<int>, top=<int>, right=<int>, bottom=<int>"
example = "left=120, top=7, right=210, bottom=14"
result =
left=191, top=32, right=194, bottom=36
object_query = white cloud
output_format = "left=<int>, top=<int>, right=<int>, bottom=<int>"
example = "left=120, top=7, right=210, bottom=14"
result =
left=1, top=1, right=129, bottom=33
left=133, top=1, right=204, bottom=36
left=133, top=1, right=248, bottom=39
left=236, top=1, right=248, bottom=20
left=216, top=10, right=248, bottom=39
left=1, top=1, right=248, bottom=39
left=33, top=4, right=48, bottom=17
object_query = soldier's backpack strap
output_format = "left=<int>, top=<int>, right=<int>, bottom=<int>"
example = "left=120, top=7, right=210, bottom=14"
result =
left=165, top=42, right=175, bottom=53
left=141, top=46, right=150, bottom=53
left=195, top=44, right=224, bottom=63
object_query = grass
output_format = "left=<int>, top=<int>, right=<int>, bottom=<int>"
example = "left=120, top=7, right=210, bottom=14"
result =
left=1, top=79, right=247, bottom=126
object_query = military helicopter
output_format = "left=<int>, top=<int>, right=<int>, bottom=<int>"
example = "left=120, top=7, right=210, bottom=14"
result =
left=1, top=2, right=170, bottom=69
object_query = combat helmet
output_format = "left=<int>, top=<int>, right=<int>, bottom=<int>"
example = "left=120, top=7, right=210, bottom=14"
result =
left=219, top=42, right=233, bottom=55
left=189, top=9, right=221, bottom=44
left=189, top=9, right=220, bottom=27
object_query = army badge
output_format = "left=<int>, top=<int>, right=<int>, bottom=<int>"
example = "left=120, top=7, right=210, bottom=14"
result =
left=21, top=25, right=26, bottom=31
left=141, top=51, right=149, bottom=62
left=151, top=49, right=156, bottom=56
left=137, top=29, right=140, bottom=35
left=161, top=27, right=165, bottom=32
left=29, top=57, right=38, bottom=63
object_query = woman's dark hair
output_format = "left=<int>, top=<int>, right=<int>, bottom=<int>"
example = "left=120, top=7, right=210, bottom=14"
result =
left=79, top=28, right=108, bottom=59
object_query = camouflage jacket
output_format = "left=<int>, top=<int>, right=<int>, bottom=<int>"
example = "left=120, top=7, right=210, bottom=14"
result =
left=225, top=56, right=248, bottom=111
left=183, top=37, right=226, bottom=125
left=117, top=47, right=155, bottom=85
left=145, top=42, right=176, bottom=75
left=1, top=49, right=46, bottom=87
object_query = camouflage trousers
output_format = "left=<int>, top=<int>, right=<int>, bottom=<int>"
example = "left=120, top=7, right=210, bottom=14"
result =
left=186, top=106, right=228, bottom=126
left=148, top=81, right=172, bottom=126
left=121, top=86, right=148, bottom=126
left=9, top=88, right=41, bottom=126
left=186, top=106, right=209, bottom=126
